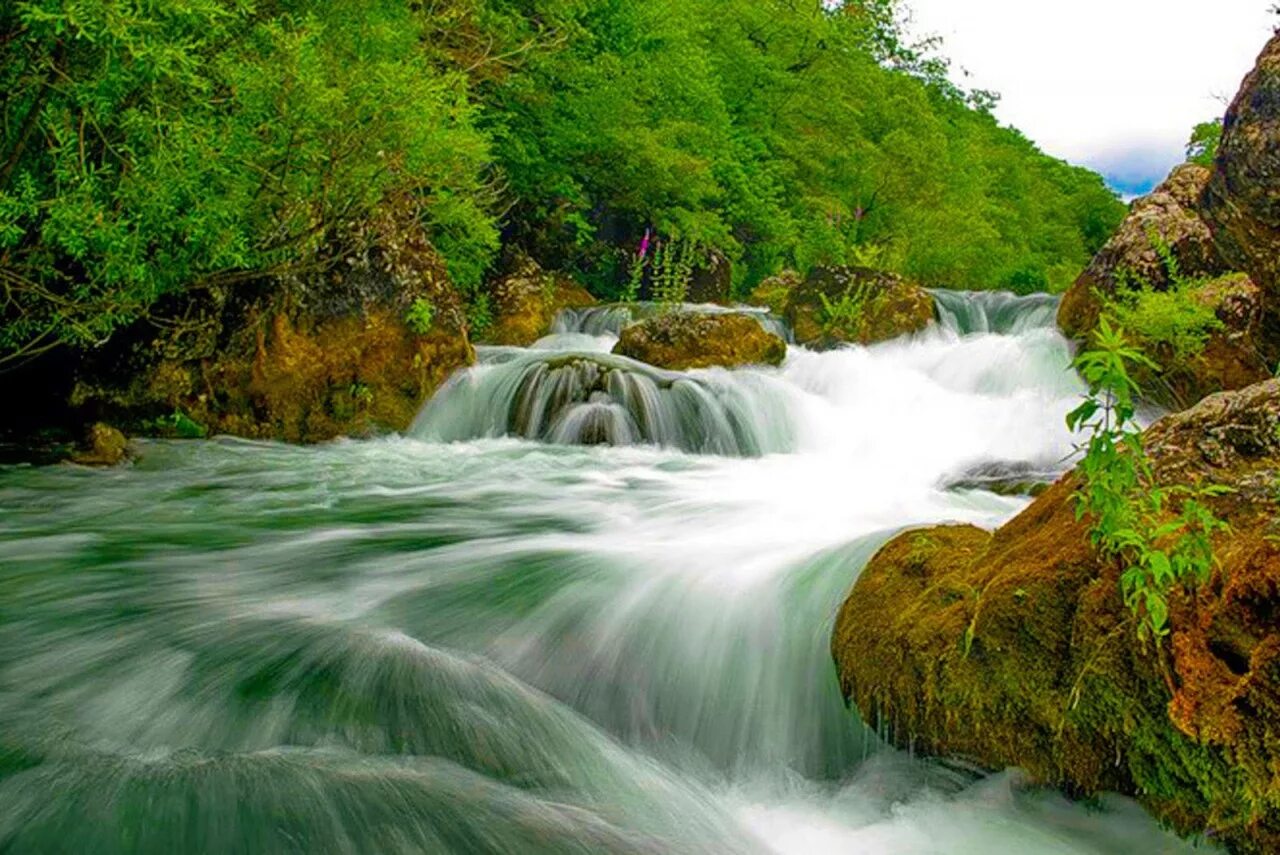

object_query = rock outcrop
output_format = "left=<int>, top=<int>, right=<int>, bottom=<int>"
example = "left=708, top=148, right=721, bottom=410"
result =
left=833, top=379, right=1280, bottom=854
left=486, top=257, right=597, bottom=347
left=1059, top=36, right=1280, bottom=410
left=612, top=311, right=786, bottom=371
left=784, top=266, right=934, bottom=349
left=67, top=202, right=475, bottom=444
left=1058, top=164, right=1228, bottom=339
left=1203, top=33, right=1280, bottom=308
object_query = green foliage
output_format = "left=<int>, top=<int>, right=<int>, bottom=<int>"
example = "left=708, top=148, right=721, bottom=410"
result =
left=817, top=282, right=881, bottom=336
left=482, top=0, right=1123, bottom=296
left=466, top=291, right=493, bottom=338
left=1068, top=318, right=1229, bottom=640
left=0, top=0, right=496, bottom=363
left=150, top=409, right=208, bottom=439
left=650, top=239, right=696, bottom=308
left=405, top=298, right=436, bottom=335
left=1, top=0, right=1126, bottom=364
left=1186, top=119, right=1224, bottom=167
left=1101, top=233, right=1223, bottom=369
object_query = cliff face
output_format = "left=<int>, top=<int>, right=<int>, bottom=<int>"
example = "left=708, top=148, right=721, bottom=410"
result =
left=1058, top=34, right=1280, bottom=409
left=832, top=380, right=1280, bottom=854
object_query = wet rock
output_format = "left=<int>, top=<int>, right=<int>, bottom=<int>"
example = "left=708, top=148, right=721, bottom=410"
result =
left=612, top=311, right=786, bottom=371
left=786, top=266, right=934, bottom=349
left=943, top=460, right=1059, bottom=497
left=486, top=257, right=597, bottom=347
left=71, top=423, right=128, bottom=466
left=833, top=378, right=1280, bottom=854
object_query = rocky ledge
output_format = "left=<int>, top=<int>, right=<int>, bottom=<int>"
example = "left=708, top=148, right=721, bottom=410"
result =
left=832, top=378, right=1280, bottom=854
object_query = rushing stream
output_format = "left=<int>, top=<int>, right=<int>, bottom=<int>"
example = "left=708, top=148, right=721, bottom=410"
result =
left=0, top=293, right=1211, bottom=854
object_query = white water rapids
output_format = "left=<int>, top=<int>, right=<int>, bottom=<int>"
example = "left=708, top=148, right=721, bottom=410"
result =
left=0, top=293, right=1211, bottom=853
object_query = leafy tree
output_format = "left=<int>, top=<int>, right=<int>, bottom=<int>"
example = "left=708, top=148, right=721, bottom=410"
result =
left=1186, top=118, right=1224, bottom=167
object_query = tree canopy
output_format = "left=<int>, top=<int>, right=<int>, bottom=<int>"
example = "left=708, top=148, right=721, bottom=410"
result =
left=1, top=0, right=1124, bottom=360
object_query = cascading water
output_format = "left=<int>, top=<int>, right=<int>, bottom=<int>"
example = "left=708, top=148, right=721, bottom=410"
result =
left=0, top=291, right=1215, bottom=854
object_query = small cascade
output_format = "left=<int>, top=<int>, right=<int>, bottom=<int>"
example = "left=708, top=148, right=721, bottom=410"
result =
left=554, top=303, right=792, bottom=343
left=411, top=352, right=795, bottom=456
left=930, top=289, right=1061, bottom=336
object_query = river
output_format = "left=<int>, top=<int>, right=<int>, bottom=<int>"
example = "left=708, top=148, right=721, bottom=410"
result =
left=0, top=293, right=1209, bottom=853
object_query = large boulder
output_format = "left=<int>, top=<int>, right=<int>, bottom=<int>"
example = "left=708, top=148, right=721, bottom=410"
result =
left=1057, top=164, right=1228, bottom=339
left=1203, top=34, right=1280, bottom=308
left=67, top=201, right=475, bottom=444
left=486, top=257, right=597, bottom=346
left=786, top=266, right=934, bottom=349
left=832, top=379, right=1280, bottom=854
left=612, top=311, right=786, bottom=371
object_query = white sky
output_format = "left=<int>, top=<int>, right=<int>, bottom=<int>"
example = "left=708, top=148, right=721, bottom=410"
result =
left=902, top=1, right=1277, bottom=193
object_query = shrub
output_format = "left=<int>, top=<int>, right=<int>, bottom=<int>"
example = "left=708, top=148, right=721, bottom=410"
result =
left=1068, top=318, right=1230, bottom=640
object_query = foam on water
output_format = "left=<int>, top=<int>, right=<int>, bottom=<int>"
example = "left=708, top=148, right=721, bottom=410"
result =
left=0, top=292, right=1213, bottom=854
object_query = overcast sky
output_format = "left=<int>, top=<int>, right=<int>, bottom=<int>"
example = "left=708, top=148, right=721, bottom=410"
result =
left=902, top=1, right=1276, bottom=196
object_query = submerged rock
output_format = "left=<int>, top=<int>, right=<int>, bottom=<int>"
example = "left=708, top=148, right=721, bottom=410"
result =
left=612, top=311, right=787, bottom=371
left=486, top=257, right=597, bottom=347
left=785, top=266, right=934, bottom=349
left=70, top=423, right=128, bottom=466
left=832, top=379, right=1280, bottom=854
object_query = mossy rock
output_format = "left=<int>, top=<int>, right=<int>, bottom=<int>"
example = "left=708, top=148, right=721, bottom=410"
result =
left=485, top=257, right=597, bottom=347
left=785, top=266, right=934, bottom=349
left=612, top=311, right=786, bottom=371
left=1058, top=164, right=1227, bottom=341
left=67, top=197, right=476, bottom=444
left=832, top=379, right=1280, bottom=854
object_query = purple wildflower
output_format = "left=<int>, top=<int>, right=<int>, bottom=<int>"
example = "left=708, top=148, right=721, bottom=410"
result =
left=637, top=228, right=651, bottom=260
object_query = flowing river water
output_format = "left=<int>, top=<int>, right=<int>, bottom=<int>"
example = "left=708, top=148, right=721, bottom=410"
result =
left=0, top=293, right=1210, bottom=854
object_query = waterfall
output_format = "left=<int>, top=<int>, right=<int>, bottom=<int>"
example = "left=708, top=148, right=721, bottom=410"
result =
left=931, top=289, right=1061, bottom=336
left=412, top=351, right=797, bottom=457
left=554, top=303, right=792, bottom=343
left=0, top=288, right=1214, bottom=855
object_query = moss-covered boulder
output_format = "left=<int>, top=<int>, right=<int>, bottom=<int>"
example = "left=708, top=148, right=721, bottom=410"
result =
left=486, top=257, right=597, bottom=346
left=70, top=423, right=128, bottom=466
left=832, top=379, right=1280, bottom=854
left=612, top=311, right=786, bottom=371
left=748, top=270, right=801, bottom=316
left=1125, top=272, right=1275, bottom=410
left=1058, top=164, right=1228, bottom=340
left=786, top=266, right=934, bottom=349
left=1059, top=38, right=1280, bottom=411
left=67, top=201, right=475, bottom=444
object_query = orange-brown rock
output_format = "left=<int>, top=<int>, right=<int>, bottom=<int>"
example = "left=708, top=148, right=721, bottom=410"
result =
left=486, top=257, right=596, bottom=346
left=612, top=311, right=786, bottom=371
left=1058, top=164, right=1227, bottom=340
left=833, top=379, right=1280, bottom=854
left=70, top=199, right=474, bottom=443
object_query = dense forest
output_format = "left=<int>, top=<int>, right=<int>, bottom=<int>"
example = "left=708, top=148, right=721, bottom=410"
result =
left=0, top=0, right=1123, bottom=364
